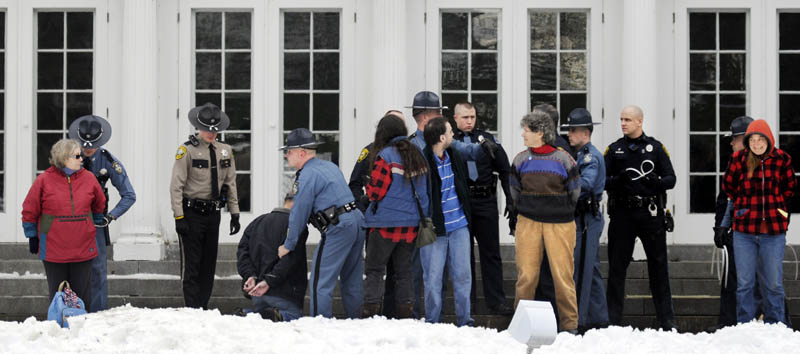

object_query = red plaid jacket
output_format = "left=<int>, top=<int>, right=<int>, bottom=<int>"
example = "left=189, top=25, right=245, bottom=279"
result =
left=723, top=148, right=796, bottom=235
left=366, top=157, right=418, bottom=243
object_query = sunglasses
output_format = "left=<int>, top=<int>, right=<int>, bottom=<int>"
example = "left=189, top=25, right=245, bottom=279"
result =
left=73, top=154, right=83, bottom=160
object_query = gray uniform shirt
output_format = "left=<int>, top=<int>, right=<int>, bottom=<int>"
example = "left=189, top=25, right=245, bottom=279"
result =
left=170, top=137, right=239, bottom=217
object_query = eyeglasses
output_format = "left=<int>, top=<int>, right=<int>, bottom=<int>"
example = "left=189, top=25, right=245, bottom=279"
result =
left=73, top=154, right=83, bottom=160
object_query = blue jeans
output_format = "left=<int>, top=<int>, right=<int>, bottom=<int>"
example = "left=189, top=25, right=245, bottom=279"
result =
left=419, top=226, right=473, bottom=327
left=250, top=295, right=302, bottom=321
left=89, top=227, right=108, bottom=313
left=733, top=231, right=786, bottom=324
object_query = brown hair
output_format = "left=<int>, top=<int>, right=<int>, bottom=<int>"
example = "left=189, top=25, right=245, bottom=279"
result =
left=746, top=151, right=760, bottom=178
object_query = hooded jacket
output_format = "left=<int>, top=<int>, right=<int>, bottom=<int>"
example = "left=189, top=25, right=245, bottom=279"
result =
left=22, top=167, right=106, bottom=262
left=723, top=119, right=796, bottom=235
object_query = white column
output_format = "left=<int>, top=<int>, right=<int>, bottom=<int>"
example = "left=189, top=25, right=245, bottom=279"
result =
left=621, top=0, right=658, bottom=130
left=114, top=0, right=164, bottom=260
left=370, top=0, right=408, bottom=122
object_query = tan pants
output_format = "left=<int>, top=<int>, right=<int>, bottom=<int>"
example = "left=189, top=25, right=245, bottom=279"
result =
left=514, top=215, right=578, bottom=330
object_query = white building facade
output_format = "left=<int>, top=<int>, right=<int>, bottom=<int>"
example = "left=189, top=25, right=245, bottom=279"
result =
left=1, top=0, right=799, bottom=258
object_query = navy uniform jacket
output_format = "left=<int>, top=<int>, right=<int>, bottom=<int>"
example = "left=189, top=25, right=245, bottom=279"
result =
left=348, top=142, right=374, bottom=211
left=555, top=135, right=576, bottom=159
left=83, top=148, right=136, bottom=219
left=576, top=142, right=606, bottom=199
left=604, top=132, right=676, bottom=198
left=409, top=128, right=486, bottom=160
left=284, top=158, right=356, bottom=251
left=452, top=128, right=512, bottom=201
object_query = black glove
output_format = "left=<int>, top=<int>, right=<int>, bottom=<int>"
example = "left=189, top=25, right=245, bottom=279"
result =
left=230, top=213, right=241, bottom=235
left=175, top=218, right=190, bottom=236
left=358, top=194, right=370, bottom=212
left=94, top=214, right=114, bottom=228
left=642, top=173, right=660, bottom=189
left=478, top=135, right=498, bottom=160
left=503, top=203, right=515, bottom=218
left=29, top=238, right=39, bottom=254
left=712, top=226, right=729, bottom=248
left=508, top=212, right=518, bottom=236
left=723, top=228, right=734, bottom=248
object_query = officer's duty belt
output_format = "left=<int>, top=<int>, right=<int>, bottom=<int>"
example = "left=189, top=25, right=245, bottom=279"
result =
left=468, top=182, right=496, bottom=199
left=612, top=195, right=657, bottom=209
left=308, top=201, right=358, bottom=233
left=576, top=194, right=602, bottom=216
left=183, top=198, right=223, bottom=214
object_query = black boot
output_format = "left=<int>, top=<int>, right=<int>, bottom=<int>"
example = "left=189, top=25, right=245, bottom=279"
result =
left=362, top=303, right=381, bottom=319
left=258, top=307, right=283, bottom=322
left=660, top=319, right=679, bottom=332
left=395, top=302, right=414, bottom=319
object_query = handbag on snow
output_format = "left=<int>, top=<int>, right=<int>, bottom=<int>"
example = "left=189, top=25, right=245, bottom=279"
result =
left=410, top=177, right=436, bottom=248
left=47, top=280, right=87, bottom=328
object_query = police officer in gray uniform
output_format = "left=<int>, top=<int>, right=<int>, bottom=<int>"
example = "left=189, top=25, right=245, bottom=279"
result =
left=68, top=115, right=137, bottom=313
left=278, top=128, right=365, bottom=319
left=561, top=108, right=609, bottom=332
left=170, top=102, right=241, bottom=309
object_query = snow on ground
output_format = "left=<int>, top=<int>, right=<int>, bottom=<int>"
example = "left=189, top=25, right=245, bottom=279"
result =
left=1, top=305, right=798, bottom=354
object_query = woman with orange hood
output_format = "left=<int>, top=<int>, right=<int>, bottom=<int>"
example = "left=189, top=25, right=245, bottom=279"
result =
left=722, top=119, right=796, bottom=325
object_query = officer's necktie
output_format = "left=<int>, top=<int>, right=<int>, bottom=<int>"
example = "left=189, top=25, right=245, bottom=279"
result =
left=464, top=134, right=478, bottom=181
left=209, top=143, right=219, bottom=199
left=82, top=154, right=91, bottom=172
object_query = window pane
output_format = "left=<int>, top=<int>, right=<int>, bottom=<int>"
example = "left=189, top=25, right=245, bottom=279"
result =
left=195, top=93, right=221, bottom=108
left=225, top=93, right=251, bottom=131
left=780, top=95, right=800, bottom=131
left=284, top=53, right=310, bottom=89
left=560, top=12, right=587, bottom=50
left=689, top=13, right=715, bottom=50
left=0, top=13, right=5, bottom=50
left=0, top=93, right=4, bottom=128
left=472, top=12, right=498, bottom=50
left=67, top=52, right=93, bottom=89
left=225, top=53, right=251, bottom=90
left=37, top=133, right=62, bottom=171
left=38, top=12, right=64, bottom=50
left=472, top=53, right=497, bottom=91
left=472, top=94, right=498, bottom=132
left=284, top=13, right=310, bottom=50
left=313, top=12, right=339, bottom=50
left=530, top=53, right=556, bottom=90
left=223, top=133, right=251, bottom=171
left=720, top=54, right=745, bottom=91
left=66, top=93, right=92, bottom=125
left=313, top=53, right=339, bottom=90
left=283, top=93, right=309, bottom=130
left=442, top=12, right=468, bottom=50
left=235, top=174, right=251, bottom=212
left=313, top=133, right=339, bottom=165
left=689, top=135, right=715, bottom=172
left=719, top=134, right=732, bottom=172
left=779, top=135, right=800, bottom=175
left=313, top=93, right=339, bottom=131
left=196, top=12, right=221, bottom=49
left=66, top=12, right=93, bottom=49
left=225, top=12, right=251, bottom=49
left=560, top=53, right=586, bottom=90
left=530, top=12, right=556, bottom=50
left=689, top=94, right=715, bottom=132
left=441, top=93, right=467, bottom=121
left=719, top=13, right=745, bottom=50
left=559, top=94, right=586, bottom=122
left=531, top=93, right=557, bottom=109
left=690, top=175, right=717, bottom=213
left=442, top=53, right=467, bottom=90
left=37, top=53, right=63, bottom=89
left=690, top=54, right=716, bottom=91
left=195, top=53, right=221, bottom=89
left=37, top=93, right=63, bottom=130
left=779, top=13, right=800, bottom=50
left=0, top=55, right=4, bottom=89
left=0, top=133, right=3, bottom=169
left=719, top=94, right=746, bottom=127
left=779, top=54, right=800, bottom=91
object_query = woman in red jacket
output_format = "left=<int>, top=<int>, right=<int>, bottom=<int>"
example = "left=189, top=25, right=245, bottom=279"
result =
left=22, top=139, right=106, bottom=310
left=722, top=119, right=796, bottom=325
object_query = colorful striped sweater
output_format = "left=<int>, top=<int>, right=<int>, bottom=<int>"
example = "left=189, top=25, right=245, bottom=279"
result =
left=510, top=145, right=580, bottom=223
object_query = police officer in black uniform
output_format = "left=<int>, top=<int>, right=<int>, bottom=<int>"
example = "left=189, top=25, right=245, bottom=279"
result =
left=604, top=105, right=677, bottom=330
left=451, top=101, right=514, bottom=315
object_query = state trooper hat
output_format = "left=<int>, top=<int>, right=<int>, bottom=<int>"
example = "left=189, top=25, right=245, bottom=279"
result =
left=726, top=115, right=754, bottom=137
left=406, top=91, right=448, bottom=110
left=278, top=128, right=324, bottom=150
left=561, top=108, right=601, bottom=128
left=188, top=102, right=230, bottom=132
left=68, top=115, right=112, bottom=148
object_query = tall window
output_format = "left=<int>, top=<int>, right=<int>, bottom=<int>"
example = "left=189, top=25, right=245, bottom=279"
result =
left=529, top=10, right=588, bottom=121
left=35, top=11, right=94, bottom=173
left=440, top=11, right=499, bottom=132
left=687, top=12, right=747, bottom=213
left=0, top=12, right=5, bottom=211
left=280, top=11, right=341, bottom=197
left=777, top=12, right=800, bottom=213
left=194, top=11, right=252, bottom=212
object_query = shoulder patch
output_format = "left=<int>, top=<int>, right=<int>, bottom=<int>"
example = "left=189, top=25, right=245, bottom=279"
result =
left=176, top=146, right=187, bottom=160
left=584, top=153, right=593, bottom=163
left=557, top=147, right=564, bottom=151
left=112, top=161, right=123, bottom=174
left=662, top=145, right=671, bottom=158
left=357, top=148, right=369, bottom=163
left=603, top=146, right=610, bottom=156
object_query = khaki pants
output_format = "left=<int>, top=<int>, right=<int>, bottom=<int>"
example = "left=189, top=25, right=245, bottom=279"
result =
left=514, top=215, right=578, bottom=330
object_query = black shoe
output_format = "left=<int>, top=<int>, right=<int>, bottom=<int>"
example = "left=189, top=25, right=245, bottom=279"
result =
left=660, top=320, right=679, bottom=332
left=232, top=308, right=247, bottom=317
left=488, top=303, right=514, bottom=316
left=258, top=307, right=283, bottom=322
